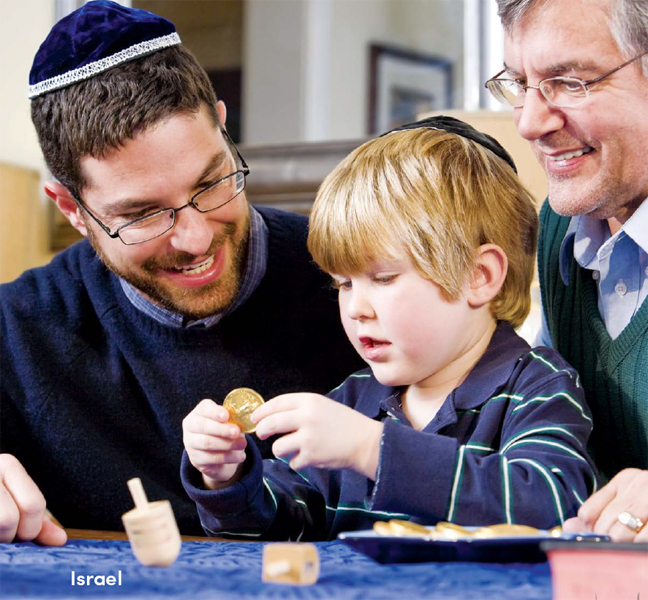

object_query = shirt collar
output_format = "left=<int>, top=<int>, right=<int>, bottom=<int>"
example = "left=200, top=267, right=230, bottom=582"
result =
left=559, top=197, right=648, bottom=285
left=622, top=196, right=648, bottom=255
left=120, top=205, right=268, bottom=328
left=450, top=321, right=530, bottom=411
left=367, top=321, right=529, bottom=418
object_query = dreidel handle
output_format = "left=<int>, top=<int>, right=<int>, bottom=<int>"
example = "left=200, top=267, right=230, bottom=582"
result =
left=127, top=478, right=148, bottom=510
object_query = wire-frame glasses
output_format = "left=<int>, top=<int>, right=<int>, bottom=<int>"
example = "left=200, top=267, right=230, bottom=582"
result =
left=74, top=128, right=249, bottom=245
left=485, top=52, right=647, bottom=108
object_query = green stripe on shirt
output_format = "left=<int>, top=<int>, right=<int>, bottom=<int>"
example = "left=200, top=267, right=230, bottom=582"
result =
left=512, top=390, right=592, bottom=423
left=508, top=457, right=565, bottom=523
left=446, top=445, right=466, bottom=522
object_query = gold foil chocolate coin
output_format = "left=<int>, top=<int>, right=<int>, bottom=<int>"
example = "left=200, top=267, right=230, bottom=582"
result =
left=434, top=521, right=471, bottom=539
left=549, top=526, right=562, bottom=537
left=223, top=388, right=265, bottom=434
left=388, top=519, right=431, bottom=536
left=372, top=519, right=432, bottom=536
left=474, top=523, right=540, bottom=538
left=371, top=519, right=549, bottom=540
left=372, top=521, right=394, bottom=536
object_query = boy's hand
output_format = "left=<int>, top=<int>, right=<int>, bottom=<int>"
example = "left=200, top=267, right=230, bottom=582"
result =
left=251, top=393, right=384, bottom=480
left=182, top=399, right=248, bottom=490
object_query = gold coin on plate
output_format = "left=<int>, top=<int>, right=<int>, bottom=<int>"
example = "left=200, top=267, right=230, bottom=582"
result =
left=474, top=523, right=540, bottom=538
left=373, top=521, right=394, bottom=536
left=223, top=388, right=265, bottom=434
left=388, top=519, right=431, bottom=536
left=434, top=521, right=471, bottom=539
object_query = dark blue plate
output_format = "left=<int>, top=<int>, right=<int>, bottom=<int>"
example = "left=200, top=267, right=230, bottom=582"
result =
left=338, top=527, right=610, bottom=564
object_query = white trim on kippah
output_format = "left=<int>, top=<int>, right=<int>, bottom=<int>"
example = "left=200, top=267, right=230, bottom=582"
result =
left=28, top=32, right=181, bottom=99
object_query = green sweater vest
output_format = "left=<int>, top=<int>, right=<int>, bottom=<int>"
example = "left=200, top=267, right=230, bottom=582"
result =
left=538, top=201, right=648, bottom=481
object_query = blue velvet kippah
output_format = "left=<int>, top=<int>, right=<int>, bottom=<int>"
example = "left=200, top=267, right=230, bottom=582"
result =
left=29, top=0, right=181, bottom=99
left=383, top=115, right=517, bottom=173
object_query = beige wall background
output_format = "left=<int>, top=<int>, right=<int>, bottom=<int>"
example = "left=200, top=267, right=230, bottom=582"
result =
left=0, top=0, right=56, bottom=282
left=244, top=0, right=464, bottom=144
left=0, top=164, right=47, bottom=283
left=0, top=0, right=52, bottom=168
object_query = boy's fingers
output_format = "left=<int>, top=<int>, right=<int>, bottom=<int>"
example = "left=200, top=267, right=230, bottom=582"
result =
left=193, top=399, right=230, bottom=422
left=183, top=406, right=238, bottom=438
left=255, top=411, right=301, bottom=440
left=192, top=449, right=247, bottom=468
left=251, top=395, right=298, bottom=423
left=190, top=432, right=247, bottom=453
left=271, top=433, right=300, bottom=460
left=196, top=418, right=240, bottom=439
left=220, top=450, right=247, bottom=465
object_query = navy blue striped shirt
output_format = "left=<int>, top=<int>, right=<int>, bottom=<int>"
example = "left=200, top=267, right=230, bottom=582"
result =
left=182, top=322, right=598, bottom=540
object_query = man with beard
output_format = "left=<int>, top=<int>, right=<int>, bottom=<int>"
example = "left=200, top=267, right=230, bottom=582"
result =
left=0, top=1, right=362, bottom=545
left=487, top=0, right=648, bottom=542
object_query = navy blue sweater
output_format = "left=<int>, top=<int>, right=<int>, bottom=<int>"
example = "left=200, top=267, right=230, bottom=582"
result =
left=182, top=323, right=599, bottom=540
left=0, top=207, right=363, bottom=535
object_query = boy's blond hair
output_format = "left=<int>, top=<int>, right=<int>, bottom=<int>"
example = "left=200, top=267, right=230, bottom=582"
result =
left=307, top=127, right=538, bottom=328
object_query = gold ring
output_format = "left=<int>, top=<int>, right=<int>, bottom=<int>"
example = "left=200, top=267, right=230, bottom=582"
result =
left=617, top=511, right=645, bottom=533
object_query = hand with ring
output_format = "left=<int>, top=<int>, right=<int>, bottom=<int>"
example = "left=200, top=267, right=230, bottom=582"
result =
left=616, top=511, right=644, bottom=533
left=562, top=468, right=648, bottom=542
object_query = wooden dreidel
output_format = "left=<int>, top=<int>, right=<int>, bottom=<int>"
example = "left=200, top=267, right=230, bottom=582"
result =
left=262, top=543, right=320, bottom=585
left=121, top=478, right=181, bottom=567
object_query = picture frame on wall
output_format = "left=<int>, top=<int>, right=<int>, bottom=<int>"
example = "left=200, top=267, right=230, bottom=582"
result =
left=368, top=44, right=453, bottom=135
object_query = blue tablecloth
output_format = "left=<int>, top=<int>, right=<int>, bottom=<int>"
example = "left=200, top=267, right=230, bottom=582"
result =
left=0, top=538, right=552, bottom=599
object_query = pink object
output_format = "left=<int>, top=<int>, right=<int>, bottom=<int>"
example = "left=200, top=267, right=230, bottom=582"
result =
left=544, top=541, right=648, bottom=600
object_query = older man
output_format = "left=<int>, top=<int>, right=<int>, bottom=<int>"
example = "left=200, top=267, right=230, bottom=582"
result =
left=0, top=1, right=362, bottom=544
left=486, top=0, right=648, bottom=541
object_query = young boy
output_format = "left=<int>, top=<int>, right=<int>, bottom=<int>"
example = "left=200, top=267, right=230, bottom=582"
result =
left=181, top=116, right=598, bottom=540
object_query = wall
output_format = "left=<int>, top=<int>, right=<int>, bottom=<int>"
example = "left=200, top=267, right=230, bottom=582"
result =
left=243, top=0, right=307, bottom=144
left=244, top=0, right=465, bottom=144
left=0, top=163, right=42, bottom=283
left=137, top=0, right=243, bottom=70
left=0, top=0, right=53, bottom=168
left=0, top=0, right=56, bottom=281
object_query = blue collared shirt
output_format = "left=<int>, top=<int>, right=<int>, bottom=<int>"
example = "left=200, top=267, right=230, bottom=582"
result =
left=536, top=197, right=648, bottom=344
left=120, top=206, right=269, bottom=328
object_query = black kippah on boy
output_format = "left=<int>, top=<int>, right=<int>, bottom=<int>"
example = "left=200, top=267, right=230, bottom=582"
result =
left=383, top=115, right=518, bottom=174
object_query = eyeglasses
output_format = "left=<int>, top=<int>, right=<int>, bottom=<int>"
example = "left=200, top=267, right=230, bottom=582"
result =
left=74, top=128, right=250, bottom=245
left=485, top=52, right=647, bottom=108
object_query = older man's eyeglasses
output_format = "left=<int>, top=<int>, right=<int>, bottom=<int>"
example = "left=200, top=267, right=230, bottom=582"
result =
left=74, top=128, right=250, bottom=245
left=485, top=52, right=647, bottom=108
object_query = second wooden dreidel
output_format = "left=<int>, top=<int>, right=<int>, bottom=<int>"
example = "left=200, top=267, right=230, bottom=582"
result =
left=121, top=478, right=181, bottom=567
left=262, top=543, right=320, bottom=585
